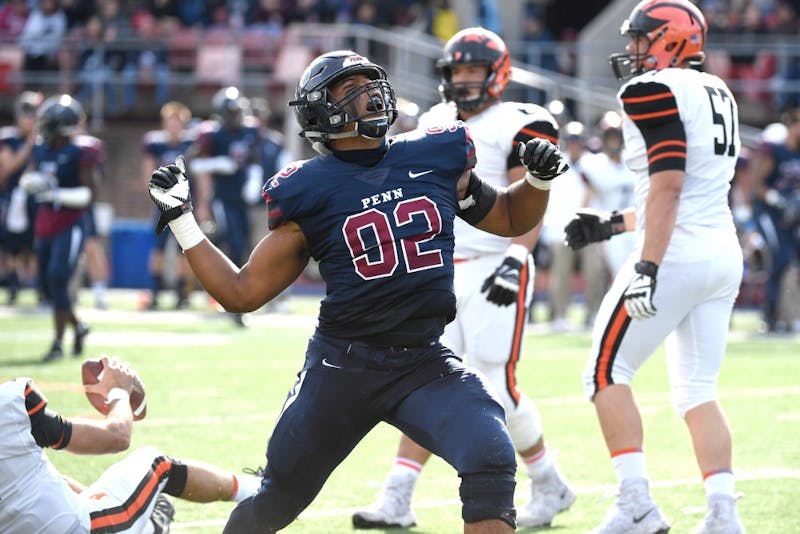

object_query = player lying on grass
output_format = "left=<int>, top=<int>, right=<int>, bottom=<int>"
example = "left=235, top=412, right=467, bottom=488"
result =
left=0, top=355, right=261, bottom=533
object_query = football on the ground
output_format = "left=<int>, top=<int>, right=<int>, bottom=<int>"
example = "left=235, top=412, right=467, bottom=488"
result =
left=82, top=359, right=147, bottom=420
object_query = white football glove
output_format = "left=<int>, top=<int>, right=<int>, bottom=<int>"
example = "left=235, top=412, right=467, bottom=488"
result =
left=623, top=261, right=658, bottom=320
left=148, top=155, right=192, bottom=235
left=19, top=171, right=57, bottom=195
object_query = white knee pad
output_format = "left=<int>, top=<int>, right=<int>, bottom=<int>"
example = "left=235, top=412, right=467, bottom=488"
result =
left=505, top=394, right=543, bottom=452
left=671, top=379, right=718, bottom=418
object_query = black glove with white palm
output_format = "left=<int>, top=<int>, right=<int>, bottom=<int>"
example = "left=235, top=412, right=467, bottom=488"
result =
left=148, top=156, right=206, bottom=251
left=149, top=155, right=192, bottom=235
left=517, top=138, right=569, bottom=190
left=564, top=209, right=626, bottom=250
left=481, top=244, right=528, bottom=307
left=623, top=260, right=658, bottom=320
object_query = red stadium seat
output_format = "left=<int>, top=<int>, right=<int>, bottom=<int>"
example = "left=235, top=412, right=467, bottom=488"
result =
left=169, top=27, right=201, bottom=70
left=242, top=27, right=283, bottom=72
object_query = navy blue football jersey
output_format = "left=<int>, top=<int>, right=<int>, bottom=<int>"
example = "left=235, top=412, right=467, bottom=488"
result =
left=0, top=127, right=28, bottom=198
left=265, top=122, right=476, bottom=345
left=32, top=141, right=97, bottom=238
left=195, top=122, right=261, bottom=204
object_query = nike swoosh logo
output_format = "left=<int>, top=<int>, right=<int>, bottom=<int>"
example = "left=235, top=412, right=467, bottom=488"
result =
left=632, top=507, right=654, bottom=524
left=408, top=169, right=434, bottom=178
left=321, top=358, right=342, bottom=369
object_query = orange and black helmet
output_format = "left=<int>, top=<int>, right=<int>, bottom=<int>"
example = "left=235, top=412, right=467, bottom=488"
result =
left=437, top=27, right=512, bottom=111
left=610, top=0, right=707, bottom=81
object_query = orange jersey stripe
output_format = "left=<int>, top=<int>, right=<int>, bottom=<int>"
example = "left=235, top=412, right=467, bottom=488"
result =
left=27, top=399, right=46, bottom=416
left=519, top=128, right=557, bottom=144
left=90, top=459, right=172, bottom=530
left=646, top=139, right=687, bottom=154
left=505, top=261, right=529, bottom=405
left=648, top=151, right=687, bottom=164
left=622, top=91, right=674, bottom=104
left=627, top=108, right=679, bottom=121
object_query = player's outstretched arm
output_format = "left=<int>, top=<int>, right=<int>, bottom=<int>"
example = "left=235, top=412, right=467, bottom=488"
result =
left=185, top=222, right=310, bottom=313
left=147, top=157, right=310, bottom=313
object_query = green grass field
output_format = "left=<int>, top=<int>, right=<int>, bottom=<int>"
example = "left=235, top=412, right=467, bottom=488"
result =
left=1, top=290, right=798, bottom=533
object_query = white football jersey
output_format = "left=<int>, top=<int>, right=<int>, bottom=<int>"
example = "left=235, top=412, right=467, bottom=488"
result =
left=619, top=67, right=740, bottom=262
left=419, top=101, right=558, bottom=258
left=0, top=379, right=89, bottom=533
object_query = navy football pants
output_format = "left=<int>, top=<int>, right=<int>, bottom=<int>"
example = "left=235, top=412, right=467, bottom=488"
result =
left=223, top=333, right=517, bottom=532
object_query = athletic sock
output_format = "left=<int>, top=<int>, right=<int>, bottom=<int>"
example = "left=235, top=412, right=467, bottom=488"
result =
left=522, top=446, right=554, bottom=480
left=231, top=474, right=262, bottom=502
left=703, top=470, right=735, bottom=497
left=388, top=457, right=423, bottom=484
left=611, top=448, right=647, bottom=484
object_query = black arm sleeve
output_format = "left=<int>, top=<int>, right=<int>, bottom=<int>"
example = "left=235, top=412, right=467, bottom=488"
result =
left=457, top=170, right=498, bottom=225
left=621, top=81, right=686, bottom=174
left=25, top=380, right=73, bottom=450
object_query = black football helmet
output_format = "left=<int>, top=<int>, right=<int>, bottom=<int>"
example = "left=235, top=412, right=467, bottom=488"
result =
left=212, top=86, right=250, bottom=130
left=37, top=94, right=85, bottom=147
left=289, top=50, right=398, bottom=153
left=437, top=27, right=512, bottom=112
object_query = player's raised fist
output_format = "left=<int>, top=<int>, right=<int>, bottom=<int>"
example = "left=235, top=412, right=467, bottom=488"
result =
left=148, top=155, right=193, bottom=234
left=518, top=138, right=569, bottom=184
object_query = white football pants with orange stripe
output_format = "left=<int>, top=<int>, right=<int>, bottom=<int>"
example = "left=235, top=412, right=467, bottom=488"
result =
left=442, top=253, right=544, bottom=450
left=582, top=242, right=742, bottom=417
left=80, top=447, right=173, bottom=533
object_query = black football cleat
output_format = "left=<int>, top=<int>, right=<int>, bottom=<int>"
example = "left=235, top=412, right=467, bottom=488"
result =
left=73, top=323, right=90, bottom=356
left=42, top=343, right=64, bottom=363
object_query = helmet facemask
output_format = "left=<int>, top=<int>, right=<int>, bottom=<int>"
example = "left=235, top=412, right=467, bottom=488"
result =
left=439, top=64, right=497, bottom=112
left=291, top=75, right=397, bottom=146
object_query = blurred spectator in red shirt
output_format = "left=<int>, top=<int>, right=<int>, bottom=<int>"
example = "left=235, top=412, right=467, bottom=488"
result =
left=0, top=0, right=29, bottom=39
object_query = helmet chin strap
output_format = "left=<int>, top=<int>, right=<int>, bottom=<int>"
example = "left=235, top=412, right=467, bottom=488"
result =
left=356, top=117, right=390, bottom=139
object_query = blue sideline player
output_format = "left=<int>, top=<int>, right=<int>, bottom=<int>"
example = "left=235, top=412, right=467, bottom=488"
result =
left=146, top=50, right=568, bottom=533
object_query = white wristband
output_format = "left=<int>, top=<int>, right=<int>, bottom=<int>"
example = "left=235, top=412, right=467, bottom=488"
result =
left=106, top=388, right=129, bottom=405
left=506, top=243, right=530, bottom=263
left=525, top=172, right=552, bottom=191
left=168, top=213, right=206, bottom=251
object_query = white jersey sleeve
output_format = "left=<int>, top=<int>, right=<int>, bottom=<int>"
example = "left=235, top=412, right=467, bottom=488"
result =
left=0, top=379, right=89, bottom=533
left=423, top=101, right=558, bottom=258
left=618, top=68, right=740, bottom=262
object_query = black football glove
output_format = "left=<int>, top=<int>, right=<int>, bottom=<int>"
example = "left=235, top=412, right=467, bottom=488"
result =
left=481, top=255, right=525, bottom=307
left=564, top=209, right=625, bottom=250
left=518, top=138, right=569, bottom=181
left=148, top=156, right=192, bottom=235
left=623, top=260, right=658, bottom=319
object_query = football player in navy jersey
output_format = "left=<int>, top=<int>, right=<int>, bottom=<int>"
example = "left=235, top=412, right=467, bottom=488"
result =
left=20, top=95, right=94, bottom=362
left=749, top=108, right=800, bottom=333
left=188, top=86, right=262, bottom=268
left=142, top=101, right=197, bottom=310
left=564, top=1, right=746, bottom=532
left=147, top=50, right=568, bottom=533
left=0, top=91, right=42, bottom=305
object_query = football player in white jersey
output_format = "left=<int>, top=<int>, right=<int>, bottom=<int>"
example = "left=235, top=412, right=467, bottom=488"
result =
left=352, top=27, right=575, bottom=530
left=564, top=1, right=745, bottom=533
left=0, top=355, right=261, bottom=534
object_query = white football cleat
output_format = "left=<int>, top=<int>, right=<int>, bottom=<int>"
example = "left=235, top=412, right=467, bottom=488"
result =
left=589, top=477, right=670, bottom=534
left=352, top=474, right=417, bottom=529
left=517, top=467, right=576, bottom=527
left=691, top=493, right=745, bottom=534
